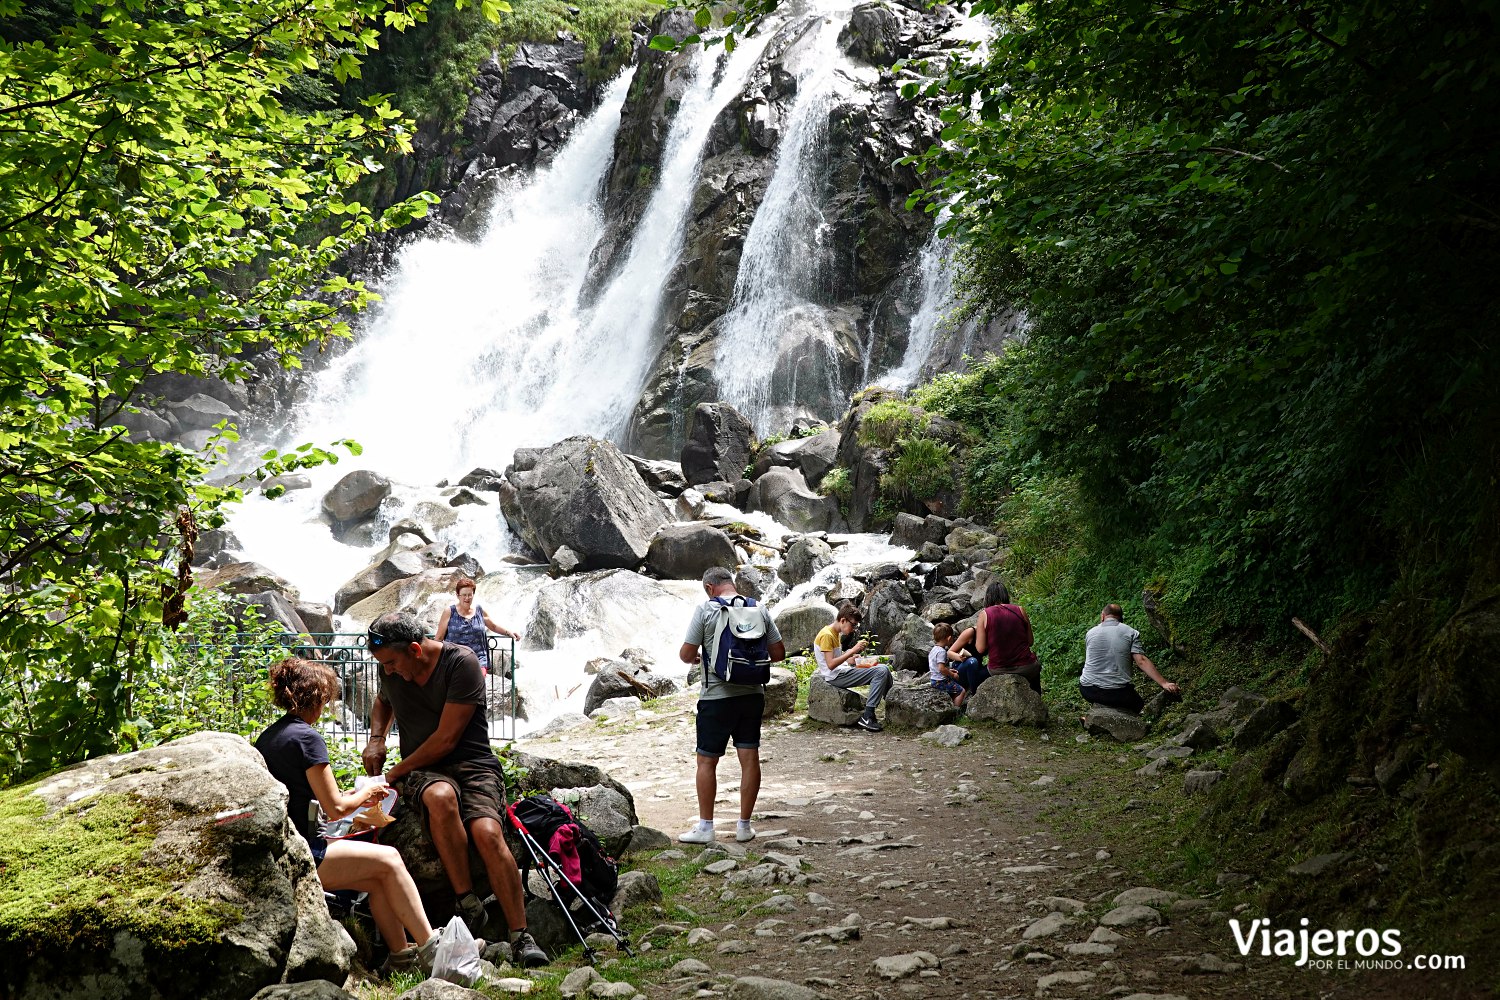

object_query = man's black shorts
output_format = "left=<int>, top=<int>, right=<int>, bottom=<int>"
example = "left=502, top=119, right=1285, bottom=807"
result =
left=695, top=694, right=765, bottom=757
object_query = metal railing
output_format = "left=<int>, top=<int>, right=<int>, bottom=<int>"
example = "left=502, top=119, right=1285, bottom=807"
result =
left=171, top=631, right=520, bottom=747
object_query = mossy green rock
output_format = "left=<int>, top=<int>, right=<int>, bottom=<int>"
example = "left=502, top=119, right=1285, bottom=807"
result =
left=0, top=731, right=352, bottom=1000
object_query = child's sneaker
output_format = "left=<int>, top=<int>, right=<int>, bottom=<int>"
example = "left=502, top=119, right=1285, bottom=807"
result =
left=677, top=824, right=714, bottom=844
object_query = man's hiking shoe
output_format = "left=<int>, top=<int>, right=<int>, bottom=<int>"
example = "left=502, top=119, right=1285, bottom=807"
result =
left=513, top=930, right=549, bottom=967
left=856, top=713, right=884, bottom=732
left=678, top=824, right=714, bottom=844
left=455, top=891, right=488, bottom=935
left=735, top=824, right=757, bottom=843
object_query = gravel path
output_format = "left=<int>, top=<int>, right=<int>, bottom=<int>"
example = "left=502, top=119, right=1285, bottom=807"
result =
left=516, top=696, right=1477, bottom=1000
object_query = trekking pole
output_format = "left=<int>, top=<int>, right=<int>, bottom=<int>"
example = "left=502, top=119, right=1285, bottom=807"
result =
left=507, top=807, right=599, bottom=963
left=516, top=828, right=633, bottom=956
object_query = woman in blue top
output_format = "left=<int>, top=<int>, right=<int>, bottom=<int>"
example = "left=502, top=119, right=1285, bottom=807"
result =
left=435, top=576, right=518, bottom=674
left=255, top=657, right=437, bottom=975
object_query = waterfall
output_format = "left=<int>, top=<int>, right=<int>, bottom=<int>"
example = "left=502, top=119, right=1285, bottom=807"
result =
left=877, top=226, right=958, bottom=389
left=222, top=6, right=947, bottom=735
left=558, top=30, right=777, bottom=440
left=711, top=13, right=855, bottom=434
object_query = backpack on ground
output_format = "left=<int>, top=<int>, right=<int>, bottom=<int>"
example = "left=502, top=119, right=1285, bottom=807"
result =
left=707, top=595, right=772, bottom=686
left=507, top=793, right=620, bottom=930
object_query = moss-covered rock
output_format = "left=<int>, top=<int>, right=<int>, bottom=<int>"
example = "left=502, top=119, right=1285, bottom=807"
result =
left=0, top=731, right=351, bottom=1000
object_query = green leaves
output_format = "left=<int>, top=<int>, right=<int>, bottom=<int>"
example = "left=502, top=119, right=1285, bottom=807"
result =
left=0, top=0, right=441, bottom=784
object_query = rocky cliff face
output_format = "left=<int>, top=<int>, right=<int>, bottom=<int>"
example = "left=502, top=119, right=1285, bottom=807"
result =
left=618, top=1, right=986, bottom=457
left=213, top=4, right=1016, bottom=471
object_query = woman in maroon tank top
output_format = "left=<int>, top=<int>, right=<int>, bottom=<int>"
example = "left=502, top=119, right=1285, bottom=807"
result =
left=975, top=581, right=1042, bottom=693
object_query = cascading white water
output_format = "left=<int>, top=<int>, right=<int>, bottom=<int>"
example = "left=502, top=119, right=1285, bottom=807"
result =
left=878, top=225, right=958, bottom=389
left=225, top=10, right=942, bottom=736
left=712, top=13, right=854, bottom=434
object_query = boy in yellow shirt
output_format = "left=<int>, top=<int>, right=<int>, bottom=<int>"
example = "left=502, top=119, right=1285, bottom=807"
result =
left=812, top=603, right=891, bottom=732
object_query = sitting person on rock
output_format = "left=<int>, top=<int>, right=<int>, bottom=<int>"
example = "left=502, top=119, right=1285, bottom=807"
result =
left=813, top=603, right=891, bottom=732
left=255, top=657, right=438, bottom=977
left=928, top=623, right=968, bottom=707
left=969, top=581, right=1043, bottom=694
left=360, top=611, right=548, bottom=967
left=945, top=622, right=983, bottom=693
left=1079, top=603, right=1180, bottom=714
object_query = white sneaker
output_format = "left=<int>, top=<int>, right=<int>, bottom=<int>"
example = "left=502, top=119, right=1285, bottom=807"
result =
left=735, top=825, right=757, bottom=843
left=678, top=824, right=715, bottom=844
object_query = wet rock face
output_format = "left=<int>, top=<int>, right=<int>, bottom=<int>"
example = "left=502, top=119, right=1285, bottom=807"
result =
left=681, top=402, right=754, bottom=486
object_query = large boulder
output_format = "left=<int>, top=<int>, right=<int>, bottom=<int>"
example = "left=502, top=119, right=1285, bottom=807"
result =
left=343, top=567, right=468, bottom=627
left=751, top=432, right=841, bottom=488
left=1085, top=705, right=1150, bottom=743
left=168, top=392, right=239, bottom=432
left=763, top=666, right=799, bottom=717
left=886, top=613, right=934, bottom=674
left=500, top=436, right=667, bottom=570
left=750, top=467, right=838, bottom=533
left=0, top=733, right=354, bottom=1000
left=197, top=560, right=300, bottom=603
left=506, top=752, right=639, bottom=828
left=887, top=512, right=928, bottom=550
left=627, top=456, right=688, bottom=496
left=192, top=526, right=243, bottom=567
left=807, top=675, right=865, bottom=725
left=883, top=683, right=960, bottom=730
left=235, top=591, right=309, bottom=637
left=780, top=536, right=834, bottom=587
left=681, top=402, right=754, bottom=487
left=332, top=533, right=436, bottom=614
left=646, top=522, right=738, bottom=580
left=968, top=674, right=1049, bottom=727
left=839, top=2, right=904, bottom=66
left=583, top=660, right=680, bottom=716
left=320, top=470, right=392, bottom=525
left=862, top=579, right=916, bottom=649
left=773, top=600, right=837, bottom=656
left=549, top=785, right=634, bottom=856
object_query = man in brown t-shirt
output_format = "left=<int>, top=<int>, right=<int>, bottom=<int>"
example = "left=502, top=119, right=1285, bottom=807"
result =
left=361, top=610, right=548, bottom=966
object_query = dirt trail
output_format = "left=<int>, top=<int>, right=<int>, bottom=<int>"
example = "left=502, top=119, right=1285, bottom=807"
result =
left=516, top=696, right=1477, bottom=1000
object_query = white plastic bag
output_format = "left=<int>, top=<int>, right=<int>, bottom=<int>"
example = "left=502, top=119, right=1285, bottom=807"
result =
left=429, top=915, right=483, bottom=987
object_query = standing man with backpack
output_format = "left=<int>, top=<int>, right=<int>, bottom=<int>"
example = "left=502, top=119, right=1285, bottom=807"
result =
left=677, top=566, right=786, bottom=845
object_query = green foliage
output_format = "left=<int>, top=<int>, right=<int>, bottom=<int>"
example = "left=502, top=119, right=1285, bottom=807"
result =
left=819, top=467, right=851, bottom=501
left=904, top=0, right=1500, bottom=621
left=123, top=591, right=290, bottom=750
left=855, top=400, right=924, bottom=450
left=0, top=790, right=240, bottom=952
left=880, top=435, right=954, bottom=504
left=0, top=0, right=451, bottom=785
left=346, top=0, right=659, bottom=132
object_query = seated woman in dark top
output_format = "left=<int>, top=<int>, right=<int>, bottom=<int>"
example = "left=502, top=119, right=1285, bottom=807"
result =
left=956, top=581, right=1043, bottom=695
left=255, top=657, right=437, bottom=975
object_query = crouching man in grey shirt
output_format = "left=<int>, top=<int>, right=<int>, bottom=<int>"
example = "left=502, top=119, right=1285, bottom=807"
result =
left=1079, top=604, right=1179, bottom=714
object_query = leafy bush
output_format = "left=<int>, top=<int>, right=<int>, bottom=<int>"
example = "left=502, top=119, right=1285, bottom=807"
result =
left=881, top=436, right=955, bottom=503
left=125, top=591, right=292, bottom=750
left=855, top=400, right=924, bottom=450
